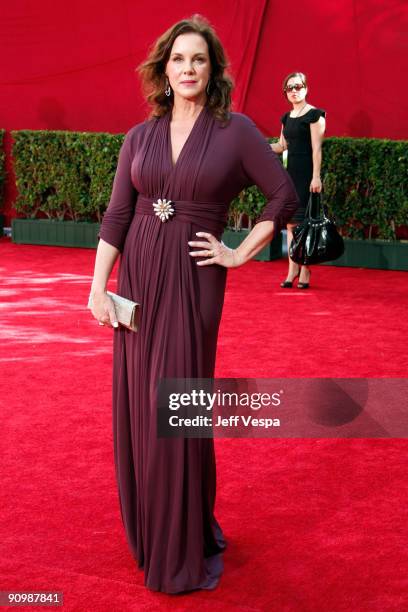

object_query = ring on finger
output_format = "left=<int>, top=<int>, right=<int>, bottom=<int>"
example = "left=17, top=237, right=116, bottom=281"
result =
left=98, top=321, right=104, bottom=326
left=207, top=249, right=214, bottom=257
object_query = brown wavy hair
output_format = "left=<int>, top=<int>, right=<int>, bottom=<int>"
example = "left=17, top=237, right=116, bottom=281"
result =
left=137, top=14, right=233, bottom=123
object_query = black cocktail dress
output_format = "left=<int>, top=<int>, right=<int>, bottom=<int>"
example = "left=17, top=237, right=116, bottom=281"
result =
left=281, top=107, right=326, bottom=222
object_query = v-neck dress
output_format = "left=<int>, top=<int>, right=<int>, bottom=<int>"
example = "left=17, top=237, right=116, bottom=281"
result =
left=98, top=105, right=299, bottom=594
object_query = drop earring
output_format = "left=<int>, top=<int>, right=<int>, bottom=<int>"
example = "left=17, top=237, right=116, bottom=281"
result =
left=206, top=79, right=212, bottom=96
left=165, top=77, right=171, bottom=97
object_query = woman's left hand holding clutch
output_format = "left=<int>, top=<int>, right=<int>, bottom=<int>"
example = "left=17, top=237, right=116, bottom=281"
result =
left=89, top=291, right=119, bottom=328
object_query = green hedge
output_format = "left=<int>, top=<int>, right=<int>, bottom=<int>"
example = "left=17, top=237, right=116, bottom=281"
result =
left=11, top=130, right=122, bottom=223
left=0, top=129, right=6, bottom=208
left=322, top=138, right=408, bottom=240
left=10, top=130, right=408, bottom=239
left=229, top=137, right=408, bottom=240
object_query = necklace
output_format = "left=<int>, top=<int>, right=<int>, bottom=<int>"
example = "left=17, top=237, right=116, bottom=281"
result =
left=292, top=103, right=308, bottom=118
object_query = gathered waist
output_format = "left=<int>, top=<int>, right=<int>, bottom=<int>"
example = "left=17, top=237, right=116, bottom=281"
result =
left=134, top=194, right=229, bottom=236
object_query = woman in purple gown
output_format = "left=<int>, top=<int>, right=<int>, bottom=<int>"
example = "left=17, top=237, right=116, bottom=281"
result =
left=89, top=15, right=298, bottom=594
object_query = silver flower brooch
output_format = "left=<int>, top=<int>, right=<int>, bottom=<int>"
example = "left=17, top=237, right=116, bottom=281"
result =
left=153, top=198, right=174, bottom=222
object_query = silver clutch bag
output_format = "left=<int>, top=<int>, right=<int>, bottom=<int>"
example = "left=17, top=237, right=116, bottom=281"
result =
left=88, top=291, right=140, bottom=332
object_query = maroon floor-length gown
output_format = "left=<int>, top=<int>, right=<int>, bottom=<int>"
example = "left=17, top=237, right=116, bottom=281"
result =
left=98, top=105, right=298, bottom=593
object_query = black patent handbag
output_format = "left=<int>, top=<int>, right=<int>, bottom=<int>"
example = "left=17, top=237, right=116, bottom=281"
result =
left=289, top=193, right=345, bottom=265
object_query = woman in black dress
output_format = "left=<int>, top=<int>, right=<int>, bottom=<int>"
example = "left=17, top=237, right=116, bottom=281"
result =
left=271, top=72, right=326, bottom=288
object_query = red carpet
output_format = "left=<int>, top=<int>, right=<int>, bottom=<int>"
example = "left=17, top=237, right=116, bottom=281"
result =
left=1, top=237, right=406, bottom=611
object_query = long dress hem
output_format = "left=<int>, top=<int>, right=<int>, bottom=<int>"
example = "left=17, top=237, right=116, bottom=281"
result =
left=99, top=105, right=299, bottom=594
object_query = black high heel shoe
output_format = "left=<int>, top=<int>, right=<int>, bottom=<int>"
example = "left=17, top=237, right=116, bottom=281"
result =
left=298, top=270, right=311, bottom=289
left=280, top=272, right=300, bottom=288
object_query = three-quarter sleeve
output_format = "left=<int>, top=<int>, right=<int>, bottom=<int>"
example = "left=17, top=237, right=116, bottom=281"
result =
left=238, top=114, right=299, bottom=232
left=98, top=129, right=138, bottom=252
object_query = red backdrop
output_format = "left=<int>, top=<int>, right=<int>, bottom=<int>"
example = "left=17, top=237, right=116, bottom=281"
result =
left=1, top=0, right=407, bottom=221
